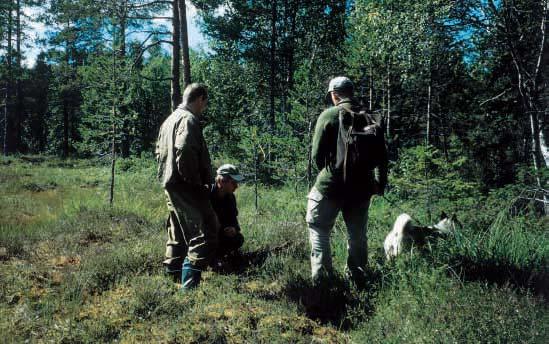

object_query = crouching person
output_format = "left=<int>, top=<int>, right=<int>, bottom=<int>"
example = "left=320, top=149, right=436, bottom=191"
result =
left=210, top=164, right=245, bottom=259
left=156, top=83, right=219, bottom=290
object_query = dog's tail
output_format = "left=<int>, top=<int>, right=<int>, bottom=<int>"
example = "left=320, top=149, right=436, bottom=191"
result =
left=394, top=213, right=414, bottom=234
left=384, top=213, right=414, bottom=260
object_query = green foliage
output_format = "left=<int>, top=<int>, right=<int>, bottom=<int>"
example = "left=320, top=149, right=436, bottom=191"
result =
left=390, top=145, right=480, bottom=202
left=351, top=260, right=548, bottom=343
left=438, top=205, right=548, bottom=273
left=2, top=0, right=544, bottom=196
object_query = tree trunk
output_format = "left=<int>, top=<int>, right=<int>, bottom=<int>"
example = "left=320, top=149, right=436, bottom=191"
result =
left=386, top=69, right=391, bottom=139
left=369, top=65, right=373, bottom=111
left=178, top=0, right=191, bottom=88
left=541, top=124, right=549, bottom=167
left=62, top=19, right=71, bottom=158
left=269, top=0, right=277, bottom=130
left=14, top=0, right=22, bottom=153
left=110, top=104, right=116, bottom=206
left=254, top=143, right=259, bottom=212
left=283, top=0, right=297, bottom=118
left=62, top=99, right=69, bottom=158
left=426, top=83, right=431, bottom=146
left=3, top=83, right=7, bottom=156
left=307, top=116, right=313, bottom=189
left=119, top=15, right=131, bottom=158
left=110, top=44, right=117, bottom=206
left=526, top=100, right=544, bottom=187
left=4, top=1, right=13, bottom=155
left=171, top=0, right=182, bottom=110
left=509, top=0, right=548, bottom=194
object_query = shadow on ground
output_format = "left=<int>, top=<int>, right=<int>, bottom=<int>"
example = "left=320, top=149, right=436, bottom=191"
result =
left=214, top=243, right=382, bottom=329
left=450, top=257, right=549, bottom=302
left=282, top=270, right=381, bottom=330
left=213, top=242, right=300, bottom=275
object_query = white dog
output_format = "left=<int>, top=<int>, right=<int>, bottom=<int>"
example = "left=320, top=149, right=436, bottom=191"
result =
left=384, top=213, right=458, bottom=260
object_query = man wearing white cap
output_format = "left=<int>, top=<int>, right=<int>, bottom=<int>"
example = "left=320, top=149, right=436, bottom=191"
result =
left=306, top=76, right=388, bottom=288
left=210, top=164, right=245, bottom=258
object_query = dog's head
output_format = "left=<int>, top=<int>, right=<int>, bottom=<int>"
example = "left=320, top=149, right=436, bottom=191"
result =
left=433, top=212, right=461, bottom=234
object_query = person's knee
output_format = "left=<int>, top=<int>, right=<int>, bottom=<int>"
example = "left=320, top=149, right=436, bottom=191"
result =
left=309, top=225, right=331, bottom=246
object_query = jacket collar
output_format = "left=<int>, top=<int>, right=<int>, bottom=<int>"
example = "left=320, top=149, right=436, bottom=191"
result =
left=178, top=103, right=199, bottom=118
left=335, top=97, right=354, bottom=111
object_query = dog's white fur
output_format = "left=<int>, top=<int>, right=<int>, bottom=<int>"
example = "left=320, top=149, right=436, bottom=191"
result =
left=383, top=213, right=456, bottom=260
left=384, top=214, right=413, bottom=260
left=431, top=217, right=455, bottom=235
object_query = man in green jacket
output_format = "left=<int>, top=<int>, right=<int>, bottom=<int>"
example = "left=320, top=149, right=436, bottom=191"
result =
left=156, top=83, right=219, bottom=289
left=306, top=76, right=388, bottom=287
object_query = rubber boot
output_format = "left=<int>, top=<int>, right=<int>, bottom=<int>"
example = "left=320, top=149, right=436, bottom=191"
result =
left=181, top=257, right=202, bottom=290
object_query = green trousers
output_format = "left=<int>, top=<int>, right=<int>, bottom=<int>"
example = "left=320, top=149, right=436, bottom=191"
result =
left=163, top=187, right=219, bottom=270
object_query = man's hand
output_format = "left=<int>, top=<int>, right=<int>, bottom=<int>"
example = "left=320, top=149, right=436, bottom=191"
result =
left=223, top=226, right=237, bottom=237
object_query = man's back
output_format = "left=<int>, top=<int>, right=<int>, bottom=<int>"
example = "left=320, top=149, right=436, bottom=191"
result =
left=311, top=98, right=387, bottom=201
left=156, top=106, right=212, bottom=190
left=156, top=108, right=185, bottom=188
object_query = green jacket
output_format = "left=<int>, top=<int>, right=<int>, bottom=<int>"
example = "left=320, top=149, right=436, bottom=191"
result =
left=156, top=105, right=213, bottom=194
left=311, top=98, right=388, bottom=201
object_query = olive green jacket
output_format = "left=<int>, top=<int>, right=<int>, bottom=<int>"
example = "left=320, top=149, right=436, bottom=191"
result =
left=156, top=105, right=213, bottom=194
left=311, top=98, right=388, bottom=201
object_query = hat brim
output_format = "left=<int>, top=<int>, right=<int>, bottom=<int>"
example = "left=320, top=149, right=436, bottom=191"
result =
left=229, top=174, right=244, bottom=182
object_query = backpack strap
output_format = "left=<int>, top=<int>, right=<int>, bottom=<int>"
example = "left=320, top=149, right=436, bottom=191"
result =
left=337, top=105, right=361, bottom=183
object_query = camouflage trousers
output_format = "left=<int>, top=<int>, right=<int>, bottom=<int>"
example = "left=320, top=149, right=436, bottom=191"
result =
left=306, top=187, right=370, bottom=281
left=163, top=187, right=219, bottom=270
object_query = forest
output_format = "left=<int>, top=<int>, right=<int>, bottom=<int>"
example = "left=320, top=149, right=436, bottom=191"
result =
left=1, top=0, right=547, bottom=191
left=0, top=0, right=548, bottom=343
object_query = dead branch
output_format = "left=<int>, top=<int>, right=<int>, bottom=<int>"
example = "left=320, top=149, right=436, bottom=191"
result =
left=130, top=1, right=172, bottom=9
left=479, top=88, right=512, bottom=106
left=139, top=74, right=172, bottom=82
left=128, top=16, right=172, bottom=20
left=131, top=39, right=173, bottom=69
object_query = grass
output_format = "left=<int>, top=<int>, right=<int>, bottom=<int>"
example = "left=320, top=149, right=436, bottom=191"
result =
left=0, top=156, right=547, bottom=343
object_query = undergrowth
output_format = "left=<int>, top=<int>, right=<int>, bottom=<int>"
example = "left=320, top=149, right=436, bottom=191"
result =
left=0, top=156, right=547, bottom=343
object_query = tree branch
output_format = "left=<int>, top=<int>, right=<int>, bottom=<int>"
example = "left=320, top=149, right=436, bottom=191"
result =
left=479, top=88, right=512, bottom=106
left=131, top=40, right=173, bottom=70
left=130, top=1, right=172, bottom=9
left=139, top=74, right=172, bottom=82
left=128, top=16, right=172, bottom=20
left=134, top=31, right=158, bottom=51
left=126, top=30, right=171, bottom=37
left=533, top=0, right=548, bottom=85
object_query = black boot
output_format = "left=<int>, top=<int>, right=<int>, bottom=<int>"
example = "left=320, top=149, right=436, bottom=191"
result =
left=346, top=266, right=368, bottom=290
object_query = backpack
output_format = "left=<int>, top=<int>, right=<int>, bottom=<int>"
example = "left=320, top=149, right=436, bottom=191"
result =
left=335, top=105, right=384, bottom=186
